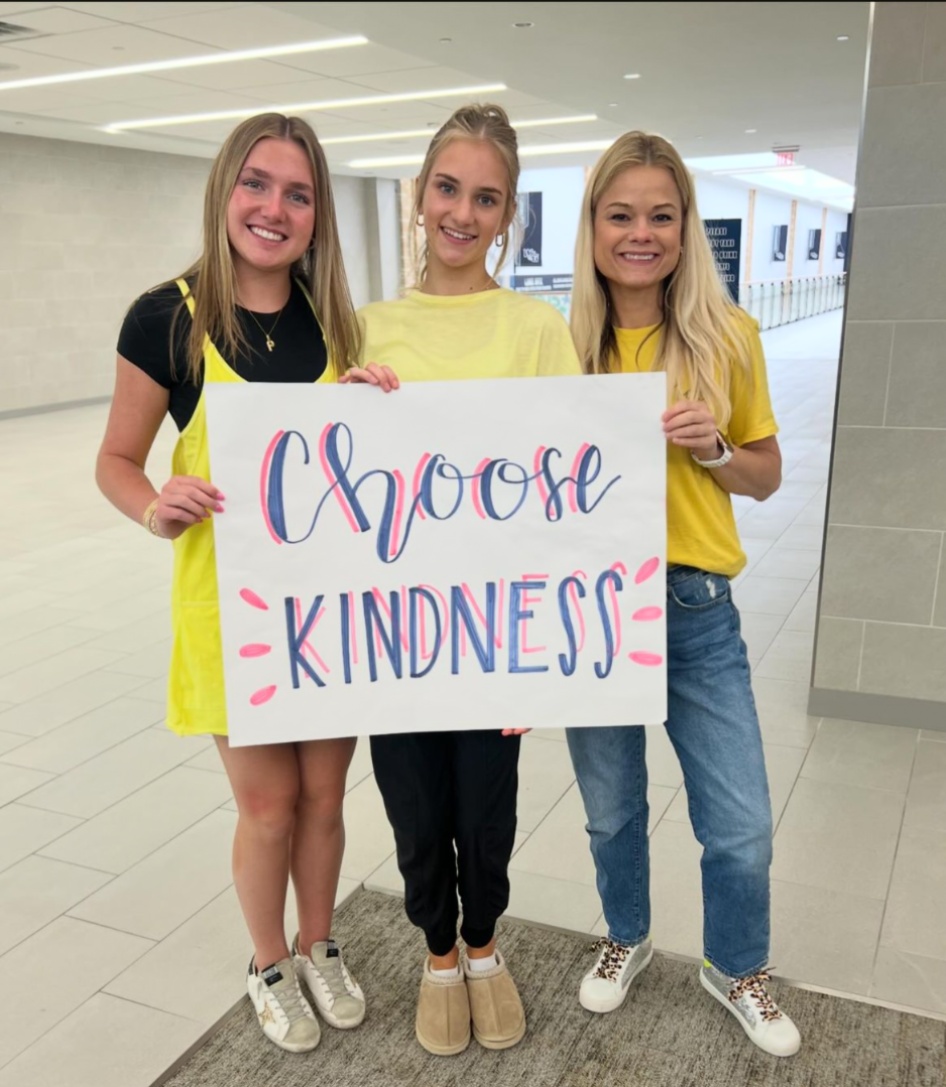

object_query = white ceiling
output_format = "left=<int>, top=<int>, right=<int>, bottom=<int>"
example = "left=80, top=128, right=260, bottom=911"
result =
left=0, top=1, right=870, bottom=186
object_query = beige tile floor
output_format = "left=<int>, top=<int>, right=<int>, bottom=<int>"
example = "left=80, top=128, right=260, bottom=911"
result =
left=0, top=310, right=943, bottom=1087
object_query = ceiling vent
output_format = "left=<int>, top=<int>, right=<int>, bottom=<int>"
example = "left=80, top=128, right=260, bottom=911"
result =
left=0, top=20, right=42, bottom=42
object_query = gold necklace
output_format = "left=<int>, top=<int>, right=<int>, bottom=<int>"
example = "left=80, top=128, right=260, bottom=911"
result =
left=243, top=304, right=285, bottom=352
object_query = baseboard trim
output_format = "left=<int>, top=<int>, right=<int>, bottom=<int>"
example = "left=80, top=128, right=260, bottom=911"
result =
left=0, top=395, right=110, bottom=422
left=808, top=687, right=946, bottom=731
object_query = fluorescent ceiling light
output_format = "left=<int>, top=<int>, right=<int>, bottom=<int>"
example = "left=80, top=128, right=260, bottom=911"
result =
left=0, top=37, right=367, bottom=92
left=322, top=114, right=598, bottom=146
left=105, top=83, right=507, bottom=132
left=686, top=153, right=854, bottom=209
left=350, top=138, right=613, bottom=168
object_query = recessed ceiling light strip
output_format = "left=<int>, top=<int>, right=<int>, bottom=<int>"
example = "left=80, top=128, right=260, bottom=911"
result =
left=0, top=36, right=368, bottom=92
left=105, top=83, right=508, bottom=132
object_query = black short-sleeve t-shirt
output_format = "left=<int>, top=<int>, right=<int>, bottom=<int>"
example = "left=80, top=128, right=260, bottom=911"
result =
left=117, top=279, right=328, bottom=431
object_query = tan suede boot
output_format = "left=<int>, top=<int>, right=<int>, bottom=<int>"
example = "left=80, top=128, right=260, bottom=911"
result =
left=463, top=950, right=526, bottom=1050
left=415, top=958, right=471, bottom=1056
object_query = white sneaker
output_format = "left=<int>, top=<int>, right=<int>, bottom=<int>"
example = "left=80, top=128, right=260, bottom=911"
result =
left=292, top=935, right=366, bottom=1029
left=579, top=936, right=654, bottom=1013
left=700, top=962, right=801, bottom=1057
left=246, top=957, right=320, bottom=1053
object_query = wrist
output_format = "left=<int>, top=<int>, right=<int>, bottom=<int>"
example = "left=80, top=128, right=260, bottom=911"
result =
left=141, top=498, right=163, bottom=537
left=691, top=431, right=734, bottom=469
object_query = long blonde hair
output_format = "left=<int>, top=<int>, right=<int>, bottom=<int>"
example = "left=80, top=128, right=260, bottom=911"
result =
left=571, top=131, right=751, bottom=427
left=174, top=112, right=359, bottom=380
left=411, top=103, right=519, bottom=285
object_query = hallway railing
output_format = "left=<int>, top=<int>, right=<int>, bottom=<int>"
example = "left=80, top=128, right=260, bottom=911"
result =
left=739, top=274, right=846, bottom=331
left=517, top=273, right=845, bottom=331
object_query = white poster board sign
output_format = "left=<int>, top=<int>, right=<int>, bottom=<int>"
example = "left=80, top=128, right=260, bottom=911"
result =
left=205, top=375, right=666, bottom=746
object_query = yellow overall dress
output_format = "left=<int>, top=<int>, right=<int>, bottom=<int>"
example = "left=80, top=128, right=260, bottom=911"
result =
left=167, top=279, right=335, bottom=736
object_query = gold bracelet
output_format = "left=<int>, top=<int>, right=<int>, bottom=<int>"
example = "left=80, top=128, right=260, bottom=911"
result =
left=141, top=498, right=161, bottom=536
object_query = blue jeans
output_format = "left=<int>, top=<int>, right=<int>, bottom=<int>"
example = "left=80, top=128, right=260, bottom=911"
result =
left=566, top=565, right=773, bottom=979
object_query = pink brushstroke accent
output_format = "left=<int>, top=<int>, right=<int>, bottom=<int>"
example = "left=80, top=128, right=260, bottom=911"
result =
left=632, top=607, right=663, bottom=622
left=318, top=422, right=359, bottom=533
left=240, top=588, right=269, bottom=611
left=389, top=469, right=406, bottom=559
left=471, top=457, right=491, bottom=520
left=610, top=561, right=629, bottom=576
left=629, top=651, right=663, bottom=666
left=259, top=430, right=285, bottom=545
left=634, top=557, right=660, bottom=585
left=533, top=446, right=550, bottom=512
left=294, top=597, right=330, bottom=675
left=411, top=452, right=431, bottom=521
left=567, top=442, right=591, bottom=514
left=240, top=643, right=271, bottom=658
left=250, top=685, right=277, bottom=706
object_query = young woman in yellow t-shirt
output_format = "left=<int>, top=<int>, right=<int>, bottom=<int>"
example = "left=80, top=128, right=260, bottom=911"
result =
left=565, top=132, right=802, bottom=1058
left=344, top=103, right=581, bottom=1057
left=96, top=114, right=365, bottom=1055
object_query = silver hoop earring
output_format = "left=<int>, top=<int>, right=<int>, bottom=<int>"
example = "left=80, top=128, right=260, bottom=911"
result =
left=416, top=213, right=424, bottom=227
left=495, top=233, right=505, bottom=247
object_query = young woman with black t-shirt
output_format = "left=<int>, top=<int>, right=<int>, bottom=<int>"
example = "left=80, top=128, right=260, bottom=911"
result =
left=96, top=113, right=365, bottom=1056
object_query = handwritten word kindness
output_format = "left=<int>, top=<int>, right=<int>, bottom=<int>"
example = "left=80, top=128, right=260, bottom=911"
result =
left=261, top=422, right=621, bottom=562
left=237, top=558, right=663, bottom=708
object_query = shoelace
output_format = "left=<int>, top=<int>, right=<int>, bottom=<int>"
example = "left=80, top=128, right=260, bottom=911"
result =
left=589, top=937, right=632, bottom=981
left=728, top=969, right=783, bottom=1022
left=268, top=974, right=311, bottom=1024
left=314, top=954, right=355, bottom=1000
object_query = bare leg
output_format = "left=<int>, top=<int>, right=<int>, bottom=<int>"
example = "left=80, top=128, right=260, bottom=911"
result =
left=215, top=736, right=299, bottom=967
left=466, top=937, right=497, bottom=960
left=429, top=946, right=460, bottom=970
left=292, top=736, right=356, bottom=950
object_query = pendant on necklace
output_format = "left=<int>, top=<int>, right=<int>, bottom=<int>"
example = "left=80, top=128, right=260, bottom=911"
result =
left=265, top=336, right=274, bottom=352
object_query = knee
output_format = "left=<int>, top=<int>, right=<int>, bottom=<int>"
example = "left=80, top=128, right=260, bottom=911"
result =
left=580, top=780, right=648, bottom=839
left=235, top=784, right=299, bottom=840
left=297, top=782, right=346, bottom=828
left=709, top=823, right=773, bottom=874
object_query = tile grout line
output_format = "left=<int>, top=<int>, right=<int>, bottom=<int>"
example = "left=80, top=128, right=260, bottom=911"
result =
left=881, top=322, right=895, bottom=428
left=865, top=735, right=920, bottom=998
left=929, top=532, right=945, bottom=627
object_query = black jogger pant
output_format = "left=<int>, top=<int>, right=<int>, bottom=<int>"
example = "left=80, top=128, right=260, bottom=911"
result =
left=369, top=729, right=521, bottom=956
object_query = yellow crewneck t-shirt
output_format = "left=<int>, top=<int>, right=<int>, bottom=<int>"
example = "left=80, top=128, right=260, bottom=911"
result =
left=357, top=288, right=581, bottom=381
left=615, top=314, right=778, bottom=577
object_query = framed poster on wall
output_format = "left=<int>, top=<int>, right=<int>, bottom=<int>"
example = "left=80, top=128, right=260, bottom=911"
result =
left=703, top=218, right=741, bottom=303
left=772, top=224, right=788, bottom=262
left=807, top=228, right=822, bottom=261
left=516, top=191, right=543, bottom=268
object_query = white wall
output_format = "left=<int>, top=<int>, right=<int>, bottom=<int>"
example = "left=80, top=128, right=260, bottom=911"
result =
left=693, top=176, right=751, bottom=222
left=0, top=134, right=383, bottom=415
left=503, top=165, right=585, bottom=281
left=0, top=133, right=207, bottom=414
left=750, top=188, right=795, bottom=282
left=493, top=163, right=846, bottom=292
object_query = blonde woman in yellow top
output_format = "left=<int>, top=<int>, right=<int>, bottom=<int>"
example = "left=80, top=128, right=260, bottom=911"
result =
left=346, top=103, right=581, bottom=1057
left=96, top=114, right=365, bottom=1055
left=565, top=132, right=802, bottom=1058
